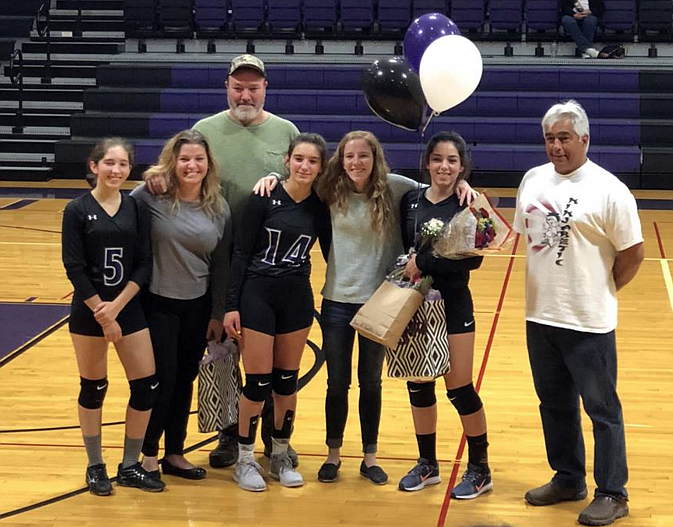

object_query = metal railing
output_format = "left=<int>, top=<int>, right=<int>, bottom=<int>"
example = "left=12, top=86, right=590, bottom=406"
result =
left=9, top=49, right=25, bottom=134
left=36, top=0, right=52, bottom=84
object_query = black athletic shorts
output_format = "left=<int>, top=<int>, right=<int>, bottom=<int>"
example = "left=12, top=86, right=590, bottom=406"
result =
left=438, top=286, right=475, bottom=335
left=69, top=295, right=147, bottom=337
left=239, top=274, right=314, bottom=336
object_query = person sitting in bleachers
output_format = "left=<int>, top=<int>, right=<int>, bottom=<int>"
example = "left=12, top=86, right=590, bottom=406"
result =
left=560, top=0, right=605, bottom=58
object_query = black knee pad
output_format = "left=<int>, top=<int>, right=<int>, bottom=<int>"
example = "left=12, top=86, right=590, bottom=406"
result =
left=243, top=373, right=273, bottom=402
left=407, top=380, right=436, bottom=408
left=272, top=368, right=298, bottom=396
left=129, top=375, right=159, bottom=411
left=78, top=377, right=108, bottom=410
left=447, top=383, right=483, bottom=415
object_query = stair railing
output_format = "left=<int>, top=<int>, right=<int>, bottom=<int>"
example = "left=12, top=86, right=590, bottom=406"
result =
left=37, top=0, right=52, bottom=84
left=9, top=49, right=25, bottom=134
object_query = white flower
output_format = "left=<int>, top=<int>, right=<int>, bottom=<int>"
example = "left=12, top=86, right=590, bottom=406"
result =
left=421, top=218, right=445, bottom=238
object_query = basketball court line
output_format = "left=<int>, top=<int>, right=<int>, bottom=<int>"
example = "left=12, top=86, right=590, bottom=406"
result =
left=654, top=222, right=673, bottom=316
left=436, top=234, right=520, bottom=527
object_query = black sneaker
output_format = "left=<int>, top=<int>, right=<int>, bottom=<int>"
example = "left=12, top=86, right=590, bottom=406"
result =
left=86, top=463, right=112, bottom=496
left=117, top=462, right=165, bottom=492
left=209, top=426, right=238, bottom=468
left=525, top=480, right=588, bottom=506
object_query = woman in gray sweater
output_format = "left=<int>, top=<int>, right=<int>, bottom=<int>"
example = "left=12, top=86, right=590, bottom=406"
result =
left=131, top=129, right=232, bottom=482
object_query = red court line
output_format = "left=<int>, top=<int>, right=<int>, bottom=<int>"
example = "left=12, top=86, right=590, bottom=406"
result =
left=436, top=234, right=521, bottom=527
left=60, top=291, right=73, bottom=300
left=654, top=222, right=666, bottom=259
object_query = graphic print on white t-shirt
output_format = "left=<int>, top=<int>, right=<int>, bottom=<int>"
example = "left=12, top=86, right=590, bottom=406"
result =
left=523, top=195, right=579, bottom=267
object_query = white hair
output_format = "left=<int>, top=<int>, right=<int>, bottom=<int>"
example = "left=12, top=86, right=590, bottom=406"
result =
left=541, top=100, right=590, bottom=141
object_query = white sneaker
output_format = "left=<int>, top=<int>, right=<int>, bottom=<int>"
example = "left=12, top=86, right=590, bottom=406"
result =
left=582, top=52, right=591, bottom=59
left=234, top=459, right=266, bottom=492
left=586, top=47, right=599, bottom=58
left=270, top=452, right=304, bottom=487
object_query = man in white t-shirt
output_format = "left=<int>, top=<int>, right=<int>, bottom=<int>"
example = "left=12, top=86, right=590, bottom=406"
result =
left=513, top=100, right=643, bottom=526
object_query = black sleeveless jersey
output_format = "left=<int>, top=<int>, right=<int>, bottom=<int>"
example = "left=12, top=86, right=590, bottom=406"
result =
left=400, top=188, right=482, bottom=290
left=225, top=184, right=331, bottom=311
left=62, top=192, right=152, bottom=303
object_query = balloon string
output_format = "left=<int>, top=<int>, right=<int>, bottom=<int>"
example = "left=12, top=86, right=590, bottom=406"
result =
left=422, top=111, right=439, bottom=134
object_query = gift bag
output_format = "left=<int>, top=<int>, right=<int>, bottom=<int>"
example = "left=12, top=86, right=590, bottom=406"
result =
left=197, top=338, right=242, bottom=433
left=350, top=280, right=424, bottom=348
left=385, top=297, right=450, bottom=382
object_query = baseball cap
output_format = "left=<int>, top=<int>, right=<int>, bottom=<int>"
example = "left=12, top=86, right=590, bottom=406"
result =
left=228, top=54, right=266, bottom=77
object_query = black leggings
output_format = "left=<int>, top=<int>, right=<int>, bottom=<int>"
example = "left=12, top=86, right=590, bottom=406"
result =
left=141, top=290, right=211, bottom=457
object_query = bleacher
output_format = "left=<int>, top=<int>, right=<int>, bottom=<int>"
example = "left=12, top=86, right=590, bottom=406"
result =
left=4, top=0, right=673, bottom=188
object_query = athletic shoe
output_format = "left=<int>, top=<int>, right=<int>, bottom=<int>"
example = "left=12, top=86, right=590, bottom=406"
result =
left=234, top=458, right=266, bottom=492
left=525, top=481, right=588, bottom=506
left=117, top=462, right=165, bottom=492
left=86, top=463, right=112, bottom=496
left=578, top=496, right=629, bottom=526
left=270, top=452, right=304, bottom=487
left=451, top=463, right=493, bottom=499
left=263, top=442, right=299, bottom=468
left=359, top=461, right=388, bottom=485
left=209, top=426, right=238, bottom=468
left=398, top=458, right=441, bottom=492
left=586, top=47, right=599, bottom=58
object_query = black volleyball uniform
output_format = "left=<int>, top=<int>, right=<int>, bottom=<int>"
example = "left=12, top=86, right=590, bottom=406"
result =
left=401, top=188, right=482, bottom=335
left=62, top=192, right=152, bottom=337
left=225, top=184, right=331, bottom=336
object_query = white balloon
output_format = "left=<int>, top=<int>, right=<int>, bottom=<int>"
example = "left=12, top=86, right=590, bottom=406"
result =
left=419, top=35, right=483, bottom=113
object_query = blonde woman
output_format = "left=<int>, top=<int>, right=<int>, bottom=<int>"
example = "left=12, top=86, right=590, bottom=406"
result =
left=131, top=130, right=232, bottom=482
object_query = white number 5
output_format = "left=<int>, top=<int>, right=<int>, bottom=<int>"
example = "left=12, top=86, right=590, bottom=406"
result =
left=104, top=248, right=124, bottom=286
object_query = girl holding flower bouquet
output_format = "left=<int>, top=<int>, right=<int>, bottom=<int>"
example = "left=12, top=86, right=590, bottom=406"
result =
left=398, top=131, right=492, bottom=499
left=253, top=131, right=476, bottom=485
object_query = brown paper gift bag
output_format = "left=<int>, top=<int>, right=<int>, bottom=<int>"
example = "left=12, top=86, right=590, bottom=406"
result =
left=350, top=281, right=424, bottom=348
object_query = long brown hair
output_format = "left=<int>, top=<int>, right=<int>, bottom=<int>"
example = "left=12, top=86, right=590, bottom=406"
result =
left=316, top=131, right=393, bottom=233
left=86, top=137, right=134, bottom=188
left=143, top=130, right=224, bottom=218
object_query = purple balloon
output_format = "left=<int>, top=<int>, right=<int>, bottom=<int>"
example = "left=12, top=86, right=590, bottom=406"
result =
left=404, top=13, right=461, bottom=73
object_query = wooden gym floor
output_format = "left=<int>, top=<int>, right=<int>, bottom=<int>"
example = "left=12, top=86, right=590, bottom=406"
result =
left=0, top=181, right=672, bottom=527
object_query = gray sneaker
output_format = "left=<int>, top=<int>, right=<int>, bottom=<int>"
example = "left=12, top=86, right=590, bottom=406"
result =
left=270, top=452, right=304, bottom=487
left=578, top=496, right=629, bottom=526
left=234, top=459, right=266, bottom=492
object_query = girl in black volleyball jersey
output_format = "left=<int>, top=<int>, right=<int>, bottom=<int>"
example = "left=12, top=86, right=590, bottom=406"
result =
left=224, top=133, right=331, bottom=492
left=62, top=138, right=164, bottom=495
left=397, top=132, right=492, bottom=499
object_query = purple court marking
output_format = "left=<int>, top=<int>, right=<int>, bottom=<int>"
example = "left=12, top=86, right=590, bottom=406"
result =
left=1, top=199, right=37, bottom=210
left=0, top=303, right=70, bottom=362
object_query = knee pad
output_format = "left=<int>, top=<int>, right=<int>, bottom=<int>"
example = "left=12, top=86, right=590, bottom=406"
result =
left=407, top=380, right=436, bottom=408
left=447, top=383, right=483, bottom=416
left=78, top=377, right=108, bottom=410
left=272, top=368, right=298, bottom=396
left=243, top=373, right=273, bottom=402
left=129, top=375, right=159, bottom=411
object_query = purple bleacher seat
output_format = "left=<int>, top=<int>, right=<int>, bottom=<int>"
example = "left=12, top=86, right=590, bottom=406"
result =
left=194, top=0, right=227, bottom=31
left=489, top=0, right=524, bottom=32
left=413, top=0, right=448, bottom=18
left=149, top=115, right=191, bottom=138
left=304, top=0, right=337, bottom=31
left=268, top=0, right=301, bottom=31
left=525, top=0, right=558, bottom=32
left=231, top=0, right=264, bottom=32
left=378, top=0, right=412, bottom=32
left=340, top=0, right=374, bottom=31
left=450, top=0, right=485, bottom=32
left=602, top=0, right=636, bottom=33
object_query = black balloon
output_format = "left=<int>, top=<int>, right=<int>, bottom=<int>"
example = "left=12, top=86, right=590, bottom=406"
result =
left=362, top=57, right=426, bottom=131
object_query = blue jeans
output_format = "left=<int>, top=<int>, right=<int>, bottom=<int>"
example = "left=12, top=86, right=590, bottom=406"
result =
left=561, top=14, right=599, bottom=53
left=321, top=299, right=385, bottom=454
left=526, top=321, right=628, bottom=499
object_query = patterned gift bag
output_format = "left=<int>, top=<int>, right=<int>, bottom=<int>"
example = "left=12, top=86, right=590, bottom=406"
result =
left=385, top=298, right=450, bottom=382
left=197, top=340, right=242, bottom=433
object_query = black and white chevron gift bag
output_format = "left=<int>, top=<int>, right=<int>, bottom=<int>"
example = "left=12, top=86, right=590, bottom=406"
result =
left=385, top=299, right=450, bottom=382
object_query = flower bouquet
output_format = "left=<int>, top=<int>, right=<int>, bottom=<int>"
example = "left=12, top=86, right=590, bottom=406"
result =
left=433, top=192, right=513, bottom=259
